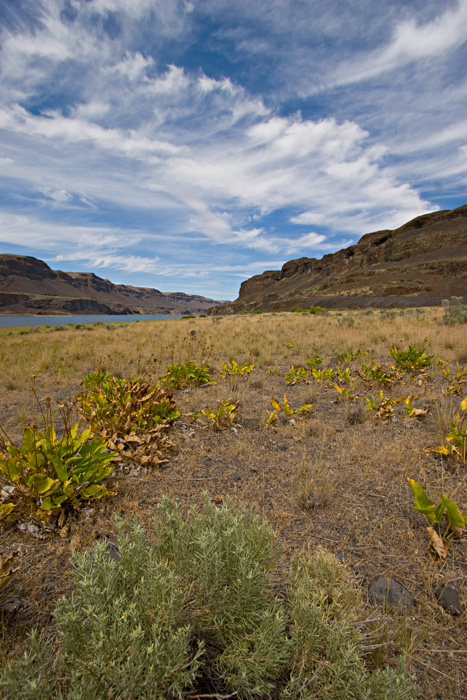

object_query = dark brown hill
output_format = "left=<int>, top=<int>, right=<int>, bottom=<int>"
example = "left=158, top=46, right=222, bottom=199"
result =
left=216, top=204, right=467, bottom=313
left=0, top=255, right=226, bottom=315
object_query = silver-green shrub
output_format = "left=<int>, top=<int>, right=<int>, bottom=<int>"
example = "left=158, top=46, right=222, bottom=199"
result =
left=1, top=501, right=419, bottom=700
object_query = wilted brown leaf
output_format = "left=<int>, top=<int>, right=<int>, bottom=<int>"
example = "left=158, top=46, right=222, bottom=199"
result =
left=427, top=526, right=449, bottom=559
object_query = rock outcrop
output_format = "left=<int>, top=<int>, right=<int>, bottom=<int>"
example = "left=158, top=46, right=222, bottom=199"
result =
left=0, top=255, right=226, bottom=315
left=214, top=204, right=467, bottom=313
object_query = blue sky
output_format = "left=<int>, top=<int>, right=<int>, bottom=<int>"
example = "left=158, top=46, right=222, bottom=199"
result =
left=0, top=0, right=466, bottom=300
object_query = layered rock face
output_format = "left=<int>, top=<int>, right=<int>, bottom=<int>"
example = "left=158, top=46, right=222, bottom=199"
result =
left=0, top=255, right=225, bottom=315
left=215, top=204, right=467, bottom=313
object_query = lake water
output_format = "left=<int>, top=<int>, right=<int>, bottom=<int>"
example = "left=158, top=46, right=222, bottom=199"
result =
left=0, top=314, right=185, bottom=328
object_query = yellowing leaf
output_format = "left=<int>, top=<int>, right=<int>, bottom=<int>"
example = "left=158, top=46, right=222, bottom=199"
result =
left=266, top=411, right=277, bottom=426
left=282, top=395, right=293, bottom=417
left=0, top=503, right=15, bottom=520
left=427, top=526, right=449, bottom=559
left=271, top=398, right=281, bottom=412
left=461, top=397, right=467, bottom=411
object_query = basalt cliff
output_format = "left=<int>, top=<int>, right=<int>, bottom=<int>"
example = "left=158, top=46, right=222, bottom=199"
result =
left=215, top=204, right=467, bottom=313
left=0, top=255, right=226, bottom=315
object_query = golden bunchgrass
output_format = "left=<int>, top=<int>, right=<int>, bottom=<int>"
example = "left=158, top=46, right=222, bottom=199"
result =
left=0, top=307, right=466, bottom=698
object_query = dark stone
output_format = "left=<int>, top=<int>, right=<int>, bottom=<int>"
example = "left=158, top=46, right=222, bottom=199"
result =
left=368, top=576, right=414, bottom=609
left=232, top=474, right=241, bottom=482
left=105, top=542, right=121, bottom=563
left=203, top=458, right=213, bottom=467
left=434, top=585, right=464, bottom=616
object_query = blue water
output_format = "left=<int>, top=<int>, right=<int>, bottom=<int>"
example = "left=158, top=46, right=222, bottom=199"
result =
left=0, top=314, right=185, bottom=328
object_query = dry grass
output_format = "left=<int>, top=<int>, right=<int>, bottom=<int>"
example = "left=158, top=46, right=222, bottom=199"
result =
left=1, top=308, right=467, bottom=698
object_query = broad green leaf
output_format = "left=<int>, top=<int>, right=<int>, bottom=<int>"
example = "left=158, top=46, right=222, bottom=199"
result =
left=407, top=478, right=439, bottom=522
left=40, top=494, right=67, bottom=510
left=442, top=495, right=466, bottom=529
left=36, top=477, right=57, bottom=495
left=80, top=484, right=109, bottom=499
left=48, top=453, right=68, bottom=482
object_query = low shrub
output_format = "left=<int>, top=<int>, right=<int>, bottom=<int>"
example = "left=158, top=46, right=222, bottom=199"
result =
left=0, top=498, right=418, bottom=699
left=160, top=360, right=214, bottom=389
left=441, top=297, right=467, bottom=325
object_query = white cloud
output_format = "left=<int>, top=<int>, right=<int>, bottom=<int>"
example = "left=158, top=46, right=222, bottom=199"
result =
left=39, top=187, right=73, bottom=203
left=330, top=1, right=467, bottom=87
left=1, top=0, right=461, bottom=299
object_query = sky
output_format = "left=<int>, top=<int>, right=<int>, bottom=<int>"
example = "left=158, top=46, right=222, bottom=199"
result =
left=0, top=0, right=466, bottom=300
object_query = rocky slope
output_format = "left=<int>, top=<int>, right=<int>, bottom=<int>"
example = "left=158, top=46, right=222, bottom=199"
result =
left=0, top=255, right=226, bottom=315
left=216, top=204, right=467, bottom=313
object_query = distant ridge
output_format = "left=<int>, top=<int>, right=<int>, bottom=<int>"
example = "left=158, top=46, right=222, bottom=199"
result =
left=0, top=255, right=228, bottom=315
left=214, top=204, right=467, bottom=313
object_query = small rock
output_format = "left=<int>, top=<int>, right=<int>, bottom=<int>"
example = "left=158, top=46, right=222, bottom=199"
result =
left=105, top=542, right=121, bottom=563
left=203, top=458, right=213, bottom=467
left=232, top=474, right=241, bottom=482
left=434, top=585, right=464, bottom=616
left=368, top=576, right=414, bottom=609
left=0, top=598, right=27, bottom=613
left=335, top=552, right=345, bottom=563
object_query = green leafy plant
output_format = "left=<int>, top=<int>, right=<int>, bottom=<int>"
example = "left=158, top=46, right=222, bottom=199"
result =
left=305, top=350, right=324, bottom=369
left=79, top=372, right=179, bottom=468
left=336, top=349, right=368, bottom=363
left=81, top=371, right=180, bottom=433
left=266, top=396, right=313, bottom=426
left=366, top=390, right=404, bottom=419
left=218, top=359, right=255, bottom=379
left=389, top=345, right=433, bottom=372
left=434, top=397, right=467, bottom=462
left=309, top=305, right=328, bottom=315
left=200, top=399, right=239, bottom=430
left=333, top=384, right=358, bottom=400
left=284, top=365, right=310, bottom=385
left=335, top=366, right=353, bottom=384
left=0, top=420, right=116, bottom=515
left=359, top=361, right=394, bottom=385
left=161, top=360, right=214, bottom=388
left=407, top=478, right=466, bottom=557
left=310, top=366, right=335, bottom=382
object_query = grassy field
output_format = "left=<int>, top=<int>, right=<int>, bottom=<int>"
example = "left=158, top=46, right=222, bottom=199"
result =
left=1, top=308, right=466, bottom=698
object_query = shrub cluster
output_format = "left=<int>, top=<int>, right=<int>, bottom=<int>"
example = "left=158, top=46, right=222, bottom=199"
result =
left=1, top=498, right=419, bottom=699
left=441, top=297, right=467, bottom=325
